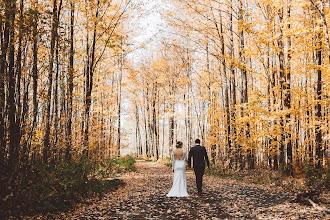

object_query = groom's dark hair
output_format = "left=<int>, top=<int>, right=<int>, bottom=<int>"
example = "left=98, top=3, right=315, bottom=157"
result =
left=195, top=139, right=201, bottom=144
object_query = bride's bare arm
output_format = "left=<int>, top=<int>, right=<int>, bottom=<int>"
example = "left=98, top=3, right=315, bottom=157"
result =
left=170, top=151, right=175, bottom=171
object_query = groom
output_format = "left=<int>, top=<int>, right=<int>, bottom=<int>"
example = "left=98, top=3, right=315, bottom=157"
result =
left=188, top=139, right=210, bottom=195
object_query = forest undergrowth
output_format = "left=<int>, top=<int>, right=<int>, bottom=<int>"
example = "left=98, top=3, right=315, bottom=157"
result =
left=205, top=163, right=330, bottom=209
left=0, top=156, right=136, bottom=218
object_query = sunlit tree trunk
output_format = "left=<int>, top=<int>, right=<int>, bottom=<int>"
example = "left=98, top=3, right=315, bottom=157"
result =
left=26, top=1, right=38, bottom=161
left=285, top=0, right=293, bottom=175
left=228, top=0, right=240, bottom=168
left=43, top=0, right=59, bottom=163
left=237, top=0, right=252, bottom=169
left=117, top=54, right=123, bottom=157
left=0, top=1, right=10, bottom=164
left=277, top=5, right=286, bottom=171
left=169, top=82, right=175, bottom=150
left=135, top=104, right=142, bottom=156
left=144, top=87, right=149, bottom=156
left=151, top=82, right=158, bottom=160
left=315, top=27, right=323, bottom=168
left=272, top=31, right=279, bottom=170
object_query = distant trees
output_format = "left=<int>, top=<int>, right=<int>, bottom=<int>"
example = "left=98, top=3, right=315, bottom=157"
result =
left=129, top=0, right=329, bottom=173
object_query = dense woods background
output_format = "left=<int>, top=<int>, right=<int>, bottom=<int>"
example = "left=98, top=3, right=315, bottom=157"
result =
left=0, top=0, right=329, bottom=210
left=0, top=0, right=133, bottom=165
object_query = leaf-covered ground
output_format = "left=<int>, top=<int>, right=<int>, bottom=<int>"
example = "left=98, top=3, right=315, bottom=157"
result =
left=39, top=160, right=328, bottom=219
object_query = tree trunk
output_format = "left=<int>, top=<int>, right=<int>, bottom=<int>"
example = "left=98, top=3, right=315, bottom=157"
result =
left=117, top=53, right=123, bottom=157
left=53, top=36, right=59, bottom=161
left=66, top=1, right=74, bottom=160
left=7, top=0, right=19, bottom=165
left=83, top=0, right=100, bottom=157
left=135, top=104, right=142, bottom=156
left=16, top=0, right=24, bottom=153
left=169, top=87, right=175, bottom=151
left=153, top=83, right=158, bottom=160
left=28, top=1, right=38, bottom=160
left=285, top=0, right=293, bottom=175
left=43, top=0, right=58, bottom=163
left=278, top=6, right=286, bottom=170
left=0, top=0, right=11, bottom=164
left=238, top=0, right=252, bottom=169
left=229, top=0, right=239, bottom=168
left=315, top=30, right=323, bottom=168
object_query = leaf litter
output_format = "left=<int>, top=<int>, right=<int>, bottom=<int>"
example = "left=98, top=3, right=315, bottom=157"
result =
left=31, top=160, right=329, bottom=219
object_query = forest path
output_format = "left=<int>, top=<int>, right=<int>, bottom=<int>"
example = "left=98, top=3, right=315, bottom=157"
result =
left=51, top=160, right=328, bottom=219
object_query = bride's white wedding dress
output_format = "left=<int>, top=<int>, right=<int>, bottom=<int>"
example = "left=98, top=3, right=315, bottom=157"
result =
left=166, top=150, right=189, bottom=197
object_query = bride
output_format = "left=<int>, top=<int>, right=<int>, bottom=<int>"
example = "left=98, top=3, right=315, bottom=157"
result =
left=166, top=141, right=189, bottom=197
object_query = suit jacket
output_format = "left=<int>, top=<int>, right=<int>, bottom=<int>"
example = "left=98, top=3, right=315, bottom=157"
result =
left=188, top=145, right=210, bottom=169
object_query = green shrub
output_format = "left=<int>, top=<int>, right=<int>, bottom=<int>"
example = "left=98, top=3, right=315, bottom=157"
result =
left=205, top=165, right=232, bottom=177
left=163, top=156, right=172, bottom=167
left=164, top=162, right=172, bottom=167
left=96, top=155, right=136, bottom=177
left=113, top=155, right=136, bottom=173
left=303, top=164, right=330, bottom=189
left=95, top=159, right=115, bottom=177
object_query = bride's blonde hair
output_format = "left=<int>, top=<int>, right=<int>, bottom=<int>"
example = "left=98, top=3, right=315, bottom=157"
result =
left=176, top=141, right=183, bottom=148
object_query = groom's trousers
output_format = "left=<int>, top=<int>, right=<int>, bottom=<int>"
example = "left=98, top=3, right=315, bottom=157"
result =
left=193, top=166, right=205, bottom=192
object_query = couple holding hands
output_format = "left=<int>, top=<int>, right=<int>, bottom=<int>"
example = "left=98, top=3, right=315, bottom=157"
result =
left=166, top=139, right=210, bottom=197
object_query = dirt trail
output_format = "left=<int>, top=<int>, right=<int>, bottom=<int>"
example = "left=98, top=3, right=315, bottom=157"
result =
left=47, top=160, right=328, bottom=219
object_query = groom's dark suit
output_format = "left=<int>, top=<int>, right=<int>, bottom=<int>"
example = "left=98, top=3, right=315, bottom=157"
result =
left=188, top=144, right=210, bottom=193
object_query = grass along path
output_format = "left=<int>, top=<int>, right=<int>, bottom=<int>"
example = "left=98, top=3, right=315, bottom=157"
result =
left=41, top=160, right=328, bottom=219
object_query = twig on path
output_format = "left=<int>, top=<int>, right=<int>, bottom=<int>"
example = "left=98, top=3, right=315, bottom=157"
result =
left=308, top=199, right=330, bottom=214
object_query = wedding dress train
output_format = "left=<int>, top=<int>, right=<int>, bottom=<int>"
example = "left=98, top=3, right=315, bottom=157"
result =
left=166, top=150, right=189, bottom=197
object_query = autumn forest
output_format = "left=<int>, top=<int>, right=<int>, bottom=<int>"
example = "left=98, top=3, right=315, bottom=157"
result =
left=0, top=0, right=329, bottom=218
